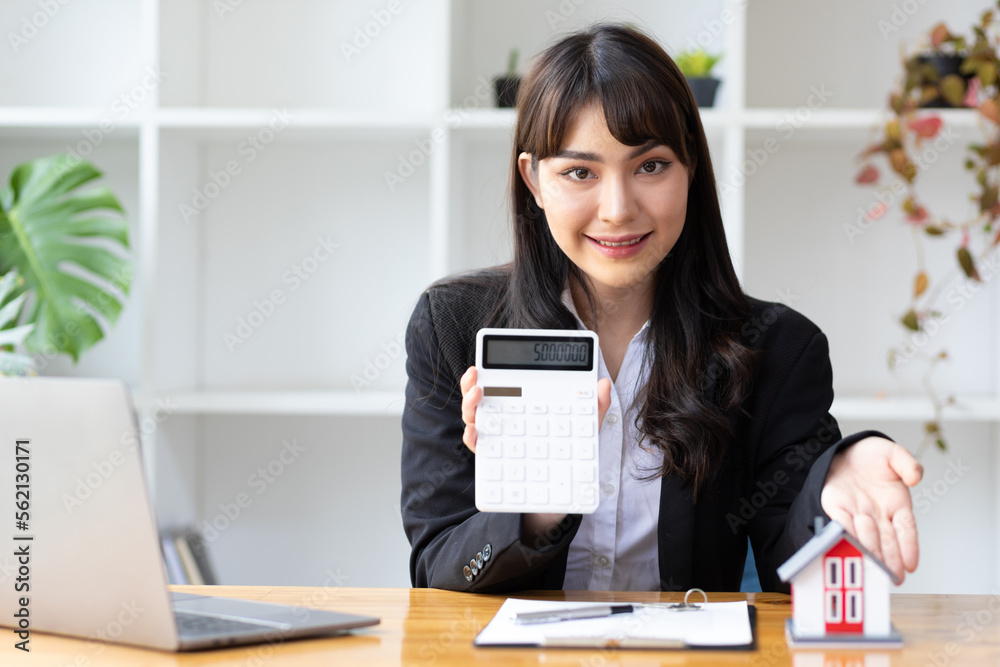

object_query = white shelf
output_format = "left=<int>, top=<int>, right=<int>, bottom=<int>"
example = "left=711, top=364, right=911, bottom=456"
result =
left=155, top=107, right=437, bottom=130
left=832, top=396, right=1000, bottom=422
left=134, top=390, right=405, bottom=416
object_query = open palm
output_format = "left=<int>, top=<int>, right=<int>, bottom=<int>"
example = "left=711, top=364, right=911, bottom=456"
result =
left=820, top=437, right=923, bottom=583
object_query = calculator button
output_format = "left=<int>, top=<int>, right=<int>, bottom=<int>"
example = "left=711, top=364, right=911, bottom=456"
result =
left=503, top=402, right=525, bottom=414
left=575, top=463, right=596, bottom=483
left=505, top=462, right=525, bottom=481
left=576, top=484, right=597, bottom=507
left=478, top=415, right=502, bottom=435
left=574, top=441, right=595, bottom=460
left=478, top=439, right=502, bottom=458
left=574, top=419, right=594, bottom=437
left=576, top=389, right=594, bottom=399
left=527, top=463, right=548, bottom=482
left=552, top=442, right=571, bottom=459
left=574, top=404, right=594, bottom=415
left=505, top=440, right=525, bottom=458
left=551, top=419, right=570, bottom=437
left=505, top=417, right=525, bottom=436
left=553, top=404, right=571, bottom=415
left=528, top=441, right=548, bottom=459
left=481, top=401, right=501, bottom=413
left=551, top=467, right=572, bottom=505
left=483, top=462, right=502, bottom=480
left=481, top=485, right=502, bottom=504
left=505, top=487, right=525, bottom=504
left=528, top=487, right=549, bottom=505
left=528, top=419, right=548, bottom=437
left=529, top=404, right=548, bottom=414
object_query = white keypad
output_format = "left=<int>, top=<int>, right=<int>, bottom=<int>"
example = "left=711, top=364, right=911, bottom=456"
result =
left=476, top=394, right=599, bottom=513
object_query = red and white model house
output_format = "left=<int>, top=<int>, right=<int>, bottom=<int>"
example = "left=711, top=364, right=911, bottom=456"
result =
left=777, top=519, right=902, bottom=647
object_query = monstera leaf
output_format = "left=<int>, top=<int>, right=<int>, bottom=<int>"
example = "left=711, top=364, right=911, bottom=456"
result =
left=0, top=154, right=131, bottom=362
left=0, top=269, right=34, bottom=375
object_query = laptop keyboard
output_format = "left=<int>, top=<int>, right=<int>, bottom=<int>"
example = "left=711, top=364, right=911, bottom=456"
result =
left=175, top=611, right=287, bottom=638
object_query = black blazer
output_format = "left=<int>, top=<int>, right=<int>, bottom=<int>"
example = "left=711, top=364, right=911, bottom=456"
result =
left=400, top=270, right=887, bottom=593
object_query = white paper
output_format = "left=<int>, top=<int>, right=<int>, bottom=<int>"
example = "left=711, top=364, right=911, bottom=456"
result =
left=475, top=598, right=753, bottom=648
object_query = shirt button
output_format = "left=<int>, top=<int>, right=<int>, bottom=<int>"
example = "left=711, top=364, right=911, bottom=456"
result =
left=602, top=484, right=616, bottom=498
left=597, top=555, right=610, bottom=567
left=606, top=414, right=618, bottom=426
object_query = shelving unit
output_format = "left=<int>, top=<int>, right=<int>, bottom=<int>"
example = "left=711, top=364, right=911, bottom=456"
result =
left=1, top=0, right=996, bottom=592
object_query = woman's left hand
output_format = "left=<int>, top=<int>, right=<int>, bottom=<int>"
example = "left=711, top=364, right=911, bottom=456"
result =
left=820, top=437, right=923, bottom=583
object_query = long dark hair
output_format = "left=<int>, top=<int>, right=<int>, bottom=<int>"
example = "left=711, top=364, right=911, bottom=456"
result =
left=478, top=23, right=760, bottom=496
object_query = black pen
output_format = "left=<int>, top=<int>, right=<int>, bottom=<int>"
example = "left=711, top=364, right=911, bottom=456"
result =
left=514, top=604, right=636, bottom=625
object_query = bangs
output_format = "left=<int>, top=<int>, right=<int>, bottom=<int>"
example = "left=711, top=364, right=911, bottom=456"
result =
left=520, top=26, right=695, bottom=168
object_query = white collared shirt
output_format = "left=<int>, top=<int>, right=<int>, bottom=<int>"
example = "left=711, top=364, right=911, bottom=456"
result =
left=560, top=289, right=663, bottom=591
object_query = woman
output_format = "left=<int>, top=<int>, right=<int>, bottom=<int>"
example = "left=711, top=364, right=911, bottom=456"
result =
left=400, top=23, right=921, bottom=593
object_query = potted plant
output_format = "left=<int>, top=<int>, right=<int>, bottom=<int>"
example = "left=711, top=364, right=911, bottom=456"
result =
left=493, top=48, right=521, bottom=108
left=675, top=48, right=723, bottom=107
left=854, top=13, right=1000, bottom=453
left=906, top=22, right=975, bottom=108
left=0, top=154, right=132, bottom=375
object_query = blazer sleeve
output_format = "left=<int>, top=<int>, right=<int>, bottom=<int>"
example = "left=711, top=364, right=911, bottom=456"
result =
left=400, top=291, right=581, bottom=592
left=746, top=329, right=892, bottom=592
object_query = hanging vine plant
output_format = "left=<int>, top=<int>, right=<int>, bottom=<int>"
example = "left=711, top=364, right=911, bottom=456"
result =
left=854, top=8, right=1000, bottom=455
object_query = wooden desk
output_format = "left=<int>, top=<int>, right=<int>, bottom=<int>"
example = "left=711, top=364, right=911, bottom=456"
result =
left=2, top=587, right=998, bottom=665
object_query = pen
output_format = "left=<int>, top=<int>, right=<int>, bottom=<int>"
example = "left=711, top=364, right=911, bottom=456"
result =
left=514, top=604, right=636, bottom=624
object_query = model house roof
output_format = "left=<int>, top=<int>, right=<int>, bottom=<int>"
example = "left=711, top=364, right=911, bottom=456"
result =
left=777, top=520, right=901, bottom=585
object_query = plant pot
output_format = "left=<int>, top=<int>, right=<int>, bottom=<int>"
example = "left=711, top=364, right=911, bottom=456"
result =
left=493, top=75, right=521, bottom=108
left=686, top=77, right=720, bottom=108
left=914, top=53, right=971, bottom=108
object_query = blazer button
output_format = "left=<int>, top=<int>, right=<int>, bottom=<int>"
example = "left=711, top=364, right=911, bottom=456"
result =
left=470, top=559, right=479, bottom=576
left=483, top=544, right=492, bottom=561
left=476, top=552, right=484, bottom=569
left=463, top=565, right=473, bottom=582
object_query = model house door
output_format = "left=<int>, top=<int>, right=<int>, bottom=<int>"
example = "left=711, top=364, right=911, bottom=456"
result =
left=823, top=539, right=863, bottom=633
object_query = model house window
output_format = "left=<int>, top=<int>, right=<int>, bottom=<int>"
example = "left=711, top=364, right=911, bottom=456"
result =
left=845, top=557, right=862, bottom=587
left=825, top=590, right=843, bottom=623
left=824, top=557, right=841, bottom=587
left=846, top=590, right=863, bottom=623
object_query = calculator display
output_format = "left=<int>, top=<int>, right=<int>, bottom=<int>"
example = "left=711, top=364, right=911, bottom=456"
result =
left=482, top=335, right=593, bottom=371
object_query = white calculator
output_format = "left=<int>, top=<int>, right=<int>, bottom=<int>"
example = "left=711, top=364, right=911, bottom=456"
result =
left=474, top=328, right=600, bottom=514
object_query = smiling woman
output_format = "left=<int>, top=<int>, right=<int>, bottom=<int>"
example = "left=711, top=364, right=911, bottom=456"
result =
left=400, top=23, right=922, bottom=596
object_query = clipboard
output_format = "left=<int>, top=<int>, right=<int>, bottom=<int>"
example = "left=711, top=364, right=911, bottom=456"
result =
left=474, top=597, right=757, bottom=650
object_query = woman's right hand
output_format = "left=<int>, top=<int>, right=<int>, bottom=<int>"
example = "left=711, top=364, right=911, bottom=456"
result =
left=459, top=366, right=612, bottom=453
left=460, top=366, right=484, bottom=452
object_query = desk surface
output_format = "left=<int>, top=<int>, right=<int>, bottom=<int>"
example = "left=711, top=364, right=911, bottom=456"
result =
left=3, top=587, right=998, bottom=665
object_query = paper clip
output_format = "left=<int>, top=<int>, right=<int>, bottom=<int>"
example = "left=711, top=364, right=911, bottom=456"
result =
left=667, top=588, right=707, bottom=611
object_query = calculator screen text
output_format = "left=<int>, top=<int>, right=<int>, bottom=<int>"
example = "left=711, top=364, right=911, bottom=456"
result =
left=483, top=335, right=593, bottom=370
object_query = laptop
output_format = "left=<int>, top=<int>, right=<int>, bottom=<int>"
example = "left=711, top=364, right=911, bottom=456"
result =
left=0, top=376, right=379, bottom=651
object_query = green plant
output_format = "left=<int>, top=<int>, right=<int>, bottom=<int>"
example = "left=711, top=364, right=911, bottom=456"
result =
left=675, top=48, right=722, bottom=78
left=0, top=154, right=132, bottom=371
left=855, top=9, right=1000, bottom=455
left=0, top=269, right=33, bottom=375
left=506, top=48, right=519, bottom=77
